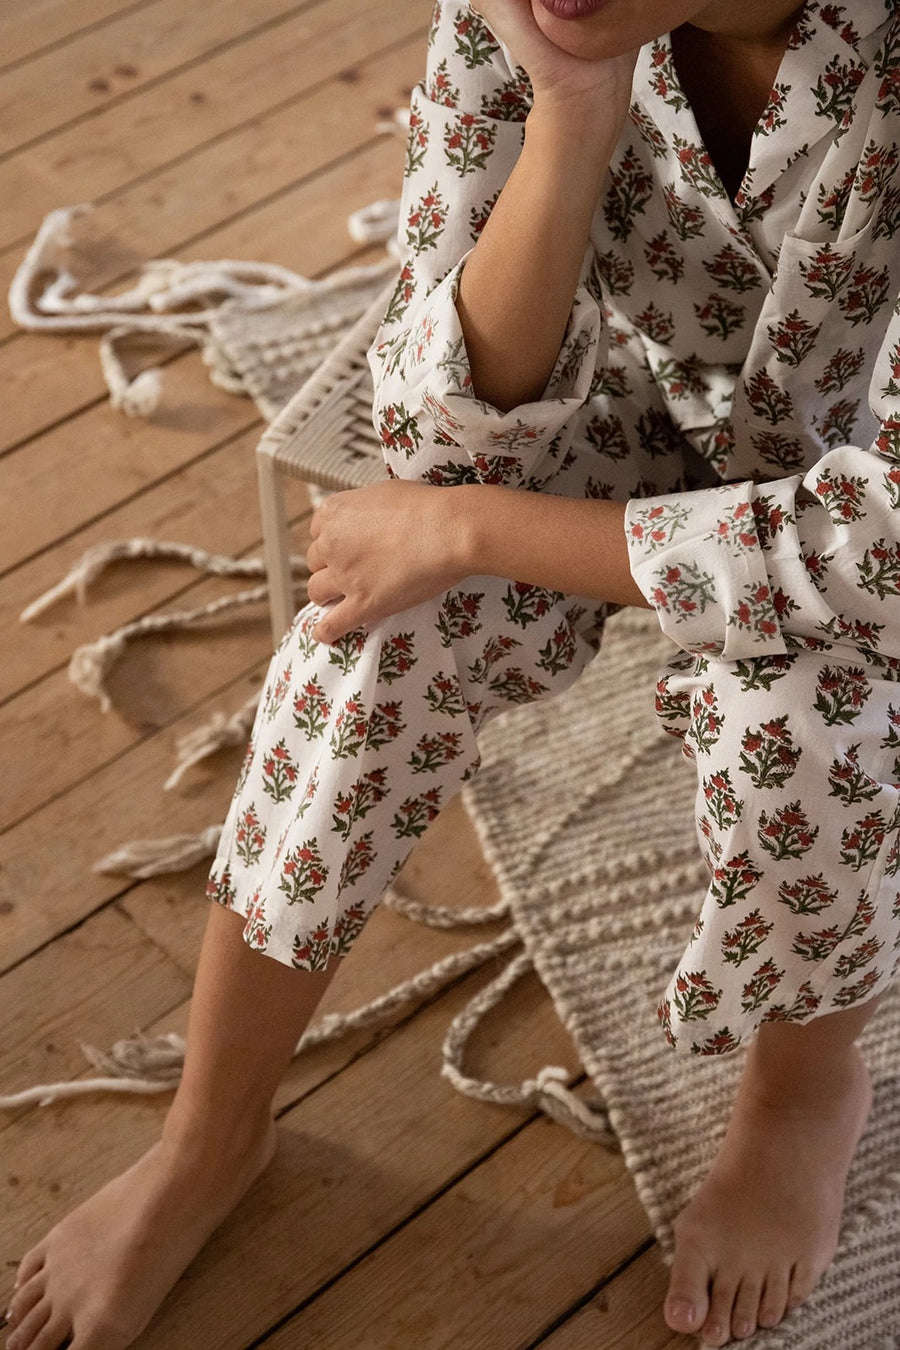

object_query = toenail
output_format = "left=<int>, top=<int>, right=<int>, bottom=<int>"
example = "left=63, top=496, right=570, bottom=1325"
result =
left=734, top=1320, right=754, bottom=1338
left=667, top=1297, right=697, bottom=1326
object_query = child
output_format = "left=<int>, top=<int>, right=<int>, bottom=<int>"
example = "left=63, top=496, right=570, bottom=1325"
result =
left=6, top=1, right=900, bottom=1347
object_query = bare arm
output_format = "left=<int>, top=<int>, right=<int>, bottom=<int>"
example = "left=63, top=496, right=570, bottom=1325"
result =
left=453, top=1, right=636, bottom=412
left=457, top=483, right=648, bottom=607
left=306, top=479, right=646, bottom=642
left=456, top=97, right=626, bottom=412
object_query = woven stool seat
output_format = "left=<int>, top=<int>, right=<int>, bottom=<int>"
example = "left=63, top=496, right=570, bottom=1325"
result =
left=256, top=276, right=397, bottom=642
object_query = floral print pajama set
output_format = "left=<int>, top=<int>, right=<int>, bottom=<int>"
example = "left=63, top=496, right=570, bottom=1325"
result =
left=207, top=0, right=900, bottom=1055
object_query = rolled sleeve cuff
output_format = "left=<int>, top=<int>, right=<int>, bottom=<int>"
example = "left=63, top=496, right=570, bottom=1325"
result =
left=624, top=482, right=790, bottom=661
left=401, top=256, right=604, bottom=483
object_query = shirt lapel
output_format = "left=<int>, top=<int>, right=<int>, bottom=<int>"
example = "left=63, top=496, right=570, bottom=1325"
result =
left=736, top=0, right=891, bottom=210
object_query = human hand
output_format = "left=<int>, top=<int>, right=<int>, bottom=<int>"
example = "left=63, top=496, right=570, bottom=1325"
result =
left=305, top=480, right=471, bottom=643
left=469, top=0, right=637, bottom=117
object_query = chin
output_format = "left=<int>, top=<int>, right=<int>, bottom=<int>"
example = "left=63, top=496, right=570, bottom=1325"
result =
left=530, top=3, right=631, bottom=59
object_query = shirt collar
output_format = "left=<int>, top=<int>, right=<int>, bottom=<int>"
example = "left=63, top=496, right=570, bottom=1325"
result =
left=633, top=1, right=893, bottom=216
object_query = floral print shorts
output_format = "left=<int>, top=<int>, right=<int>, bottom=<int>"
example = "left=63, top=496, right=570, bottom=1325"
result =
left=206, top=556, right=900, bottom=1056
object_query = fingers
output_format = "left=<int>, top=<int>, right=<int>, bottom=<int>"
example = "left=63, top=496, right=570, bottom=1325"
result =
left=311, top=600, right=365, bottom=646
left=305, top=567, right=342, bottom=607
left=305, top=538, right=323, bottom=573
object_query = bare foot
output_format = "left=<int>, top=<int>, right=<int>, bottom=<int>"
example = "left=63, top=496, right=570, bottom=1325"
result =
left=662, top=1039, right=872, bottom=1345
left=4, top=1117, right=277, bottom=1350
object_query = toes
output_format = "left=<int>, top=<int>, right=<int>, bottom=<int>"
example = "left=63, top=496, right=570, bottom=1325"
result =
left=7, top=1274, right=46, bottom=1328
left=730, top=1277, right=764, bottom=1340
left=22, top=1313, right=74, bottom=1350
left=12, top=1249, right=45, bottom=1293
left=664, top=1230, right=711, bottom=1334
left=758, top=1269, right=791, bottom=1328
left=787, top=1260, right=820, bottom=1312
left=6, top=1296, right=51, bottom=1350
left=699, top=1274, right=740, bottom=1347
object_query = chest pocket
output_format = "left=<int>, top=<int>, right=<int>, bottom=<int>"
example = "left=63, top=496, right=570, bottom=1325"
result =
left=729, top=55, right=900, bottom=484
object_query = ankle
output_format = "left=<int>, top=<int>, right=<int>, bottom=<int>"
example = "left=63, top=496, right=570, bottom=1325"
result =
left=160, top=1100, right=275, bottom=1165
left=744, top=1034, right=867, bottom=1114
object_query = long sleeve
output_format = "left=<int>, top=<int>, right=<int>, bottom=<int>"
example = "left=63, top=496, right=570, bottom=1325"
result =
left=367, top=1, right=606, bottom=491
left=624, top=296, right=900, bottom=665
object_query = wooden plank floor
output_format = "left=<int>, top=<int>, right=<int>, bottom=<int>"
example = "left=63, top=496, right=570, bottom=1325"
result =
left=0, top=3, right=693, bottom=1346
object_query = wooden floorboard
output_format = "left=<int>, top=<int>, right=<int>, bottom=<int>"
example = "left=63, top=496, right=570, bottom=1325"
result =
left=0, top=0, right=159, bottom=71
left=0, top=3, right=694, bottom=1345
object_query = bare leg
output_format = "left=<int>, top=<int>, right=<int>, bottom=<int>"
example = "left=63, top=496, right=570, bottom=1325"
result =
left=664, top=995, right=880, bottom=1345
left=5, top=903, right=340, bottom=1350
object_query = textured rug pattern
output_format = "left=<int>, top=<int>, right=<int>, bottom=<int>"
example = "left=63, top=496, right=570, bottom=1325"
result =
left=463, top=608, right=900, bottom=1349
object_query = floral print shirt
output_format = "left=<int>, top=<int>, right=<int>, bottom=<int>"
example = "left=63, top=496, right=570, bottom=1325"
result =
left=369, top=0, right=900, bottom=666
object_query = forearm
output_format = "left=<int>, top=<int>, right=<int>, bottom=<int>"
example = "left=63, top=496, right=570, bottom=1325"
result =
left=455, top=484, right=649, bottom=608
left=455, top=97, right=623, bottom=414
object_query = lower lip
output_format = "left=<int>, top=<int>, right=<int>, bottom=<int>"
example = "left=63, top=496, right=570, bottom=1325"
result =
left=537, top=0, right=605, bottom=17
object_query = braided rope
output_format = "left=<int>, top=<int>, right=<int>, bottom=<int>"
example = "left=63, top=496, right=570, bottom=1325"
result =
left=68, top=583, right=286, bottom=712
left=164, top=691, right=262, bottom=789
left=9, top=202, right=400, bottom=416
left=20, top=537, right=309, bottom=621
left=440, top=950, right=616, bottom=1147
left=382, top=888, right=510, bottom=929
left=0, top=910, right=521, bottom=1110
left=92, top=824, right=224, bottom=880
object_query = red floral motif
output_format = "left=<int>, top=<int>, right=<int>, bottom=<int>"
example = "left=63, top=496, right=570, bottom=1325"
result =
left=338, top=832, right=376, bottom=890
left=278, top=840, right=329, bottom=906
left=857, top=539, right=900, bottom=600
left=405, top=183, right=447, bottom=253
left=767, top=309, right=822, bottom=367
left=777, top=873, right=839, bottom=916
left=424, top=671, right=468, bottom=716
left=691, top=1027, right=742, bottom=1056
left=710, top=851, right=763, bottom=908
left=744, top=369, right=793, bottom=425
left=378, top=632, right=418, bottom=684
left=738, top=715, right=802, bottom=789
left=329, top=693, right=370, bottom=760
left=758, top=801, right=819, bottom=860
left=762, top=981, right=822, bottom=1024
left=686, top=686, right=723, bottom=755
left=649, top=561, right=717, bottom=622
left=722, top=908, right=774, bottom=966
left=694, top=292, right=746, bottom=341
left=438, top=590, right=484, bottom=647
left=643, top=231, right=684, bottom=283
left=828, top=745, right=882, bottom=806
left=741, top=959, right=785, bottom=1013
left=813, top=664, right=872, bottom=726
left=839, top=811, right=889, bottom=871
left=702, top=768, right=743, bottom=831
left=262, top=738, right=299, bottom=803
left=235, top=803, right=266, bottom=866
left=453, top=12, right=500, bottom=71
left=728, top=581, right=779, bottom=642
left=603, top=147, right=654, bottom=240
left=408, top=730, right=464, bottom=774
left=704, top=243, right=762, bottom=293
left=815, top=346, right=865, bottom=395
left=391, top=787, right=443, bottom=839
left=443, top=112, right=497, bottom=176
left=502, top=581, right=559, bottom=629
left=673, top=969, right=723, bottom=1022
left=293, top=677, right=332, bottom=740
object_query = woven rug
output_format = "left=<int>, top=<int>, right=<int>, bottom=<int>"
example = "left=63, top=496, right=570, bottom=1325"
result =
left=463, top=607, right=900, bottom=1349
